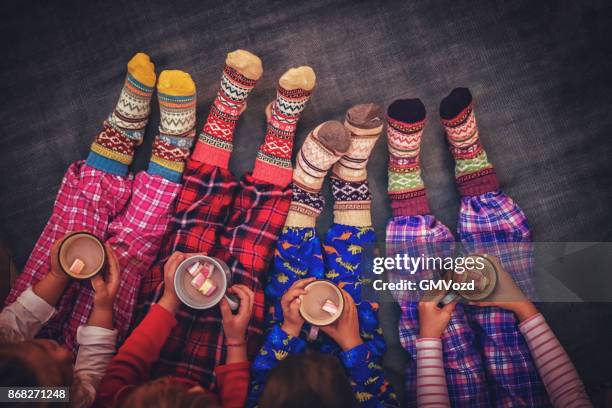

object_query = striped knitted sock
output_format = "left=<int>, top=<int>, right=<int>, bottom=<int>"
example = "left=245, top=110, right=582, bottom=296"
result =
left=87, top=53, right=156, bottom=176
left=331, top=103, right=383, bottom=226
left=387, top=98, right=430, bottom=216
left=147, top=70, right=196, bottom=183
left=440, top=87, right=499, bottom=196
left=192, top=50, right=262, bottom=168
left=253, top=66, right=316, bottom=186
left=285, top=121, right=351, bottom=228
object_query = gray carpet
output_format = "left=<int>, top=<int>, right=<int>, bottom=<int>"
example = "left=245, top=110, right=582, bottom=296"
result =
left=1, top=0, right=611, bottom=404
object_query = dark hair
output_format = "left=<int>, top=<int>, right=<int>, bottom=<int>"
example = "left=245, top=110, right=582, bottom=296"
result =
left=119, top=377, right=220, bottom=408
left=0, top=347, right=39, bottom=387
left=259, top=352, right=358, bottom=408
left=0, top=342, right=61, bottom=408
left=0, top=341, right=71, bottom=387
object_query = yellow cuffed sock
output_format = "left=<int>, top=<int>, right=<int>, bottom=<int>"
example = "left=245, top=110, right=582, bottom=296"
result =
left=148, top=70, right=197, bottom=183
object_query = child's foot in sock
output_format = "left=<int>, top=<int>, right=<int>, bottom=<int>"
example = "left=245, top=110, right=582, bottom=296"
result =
left=110, top=53, right=156, bottom=141
left=148, top=70, right=196, bottom=183
left=254, top=66, right=316, bottom=186
left=286, top=120, right=351, bottom=227
left=87, top=53, right=156, bottom=175
left=333, top=103, right=384, bottom=181
left=387, top=98, right=430, bottom=216
left=192, top=49, right=263, bottom=168
left=439, top=87, right=499, bottom=195
left=331, top=103, right=383, bottom=226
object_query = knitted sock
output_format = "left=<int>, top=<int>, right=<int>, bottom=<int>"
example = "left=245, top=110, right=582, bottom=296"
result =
left=440, top=87, right=499, bottom=196
left=147, top=70, right=196, bottom=183
left=253, top=66, right=316, bottom=186
left=285, top=121, right=351, bottom=227
left=331, top=103, right=383, bottom=226
left=191, top=50, right=262, bottom=168
left=387, top=98, right=430, bottom=216
left=87, top=53, right=156, bottom=175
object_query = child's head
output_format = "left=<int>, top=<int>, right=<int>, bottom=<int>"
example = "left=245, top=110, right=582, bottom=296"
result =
left=259, top=352, right=358, bottom=408
left=119, top=377, right=220, bottom=408
left=0, top=339, right=73, bottom=387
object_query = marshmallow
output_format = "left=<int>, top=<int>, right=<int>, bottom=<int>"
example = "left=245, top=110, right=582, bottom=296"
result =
left=201, top=262, right=215, bottom=279
left=190, top=273, right=206, bottom=289
left=322, top=299, right=338, bottom=315
left=187, top=262, right=203, bottom=277
left=69, top=258, right=85, bottom=275
left=198, top=279, right=216, bottom=296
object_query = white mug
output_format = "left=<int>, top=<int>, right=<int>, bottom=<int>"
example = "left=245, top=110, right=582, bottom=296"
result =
left=174, top=255, right=239, bottom=310
left=299, top=280, right=344, bottom=340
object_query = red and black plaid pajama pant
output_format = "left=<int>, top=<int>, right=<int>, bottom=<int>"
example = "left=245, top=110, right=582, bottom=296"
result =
left=136, top=158, right=290, bottom=388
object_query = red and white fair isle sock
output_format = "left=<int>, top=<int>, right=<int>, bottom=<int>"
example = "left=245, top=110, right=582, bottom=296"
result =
left=192, top=50, right=263, bottom=168
left=253, top=66, right=316, bottom=187
left=439, top=87, right=499, bottom=196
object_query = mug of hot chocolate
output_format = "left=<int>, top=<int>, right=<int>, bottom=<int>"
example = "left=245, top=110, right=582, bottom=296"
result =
left=58, top=231, right=107, bottom=280
left=174, top=255, right=239, bottom=310
left=439, top=254, right=498, bottom=304
left=299, top=280, right=344, bottom=335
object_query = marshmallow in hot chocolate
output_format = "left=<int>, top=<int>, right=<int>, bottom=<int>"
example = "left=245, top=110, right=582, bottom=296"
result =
left=322, top=299, right=338, bottom=315
left=69, top=258, right=85, bottom=275
left=190, top=272, right=207, bottom=289
left=200, top=262, right=215, bottom=279
left=187, top=262, right=203, bottom=277
left=189, top=271, right=217, bottom=297
left=198, top=279, right=216, bottom=296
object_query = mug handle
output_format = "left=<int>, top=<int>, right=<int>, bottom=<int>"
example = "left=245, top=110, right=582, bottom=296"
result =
left=308, top=325, right=319, bottom=341
left=438, top=291, right=460, bottom=306
left=224, top=292, right=240, bottom=311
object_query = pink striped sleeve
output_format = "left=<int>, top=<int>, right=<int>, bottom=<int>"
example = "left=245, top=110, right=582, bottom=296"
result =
left=519, top=313, right=592, bottom=408
left=416, top=338, right=450, bottom=407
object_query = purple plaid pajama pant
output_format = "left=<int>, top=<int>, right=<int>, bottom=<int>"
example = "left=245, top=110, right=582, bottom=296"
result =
left=6, top=161, right=180, bottom=354
left=386, top=190, right=550, bottom=407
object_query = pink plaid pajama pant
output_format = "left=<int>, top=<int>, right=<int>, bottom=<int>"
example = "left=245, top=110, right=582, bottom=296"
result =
left=5, top=160, right=180, bottom=354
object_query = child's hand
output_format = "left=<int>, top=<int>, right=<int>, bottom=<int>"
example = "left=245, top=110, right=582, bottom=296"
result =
left=418, top=294, right=457, bottom=338
left=91, top=243, right=120, bottom=310
left=321, top=289, right=363, bottom=351
left=467, top=255, right=538, bottom=322
left=49, top=235, right=70, bottom=281
left=88, top=243, right=120, bottom=329
left=280, top=277, right=315, bottom=337
left=221, top=284, right=254, bottom=364
left=157, top=251, right=186, bottom=314
left=220, top=284, right=254, bottom=344
left=32, top=236, right=71, bottom=307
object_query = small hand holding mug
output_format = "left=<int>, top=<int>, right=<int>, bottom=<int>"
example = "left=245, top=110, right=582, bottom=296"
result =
left=220, top=285, right=254, bottom=342
left=157, top=251, right=187, bottom=314
left=280, top=278, right=315, bottom=337
left=418, top=290, right=458, bottom=338
left=31, top=235, right=76, bottom=308
left=468, top=255, right=538, bottom=322
left=90, top=243, right=120, bottom=309
left=220, top=283, right=255, bottom=364
left=88, top=243, right=121, bottom=330
left=320, top=289, right=363, bottom=351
